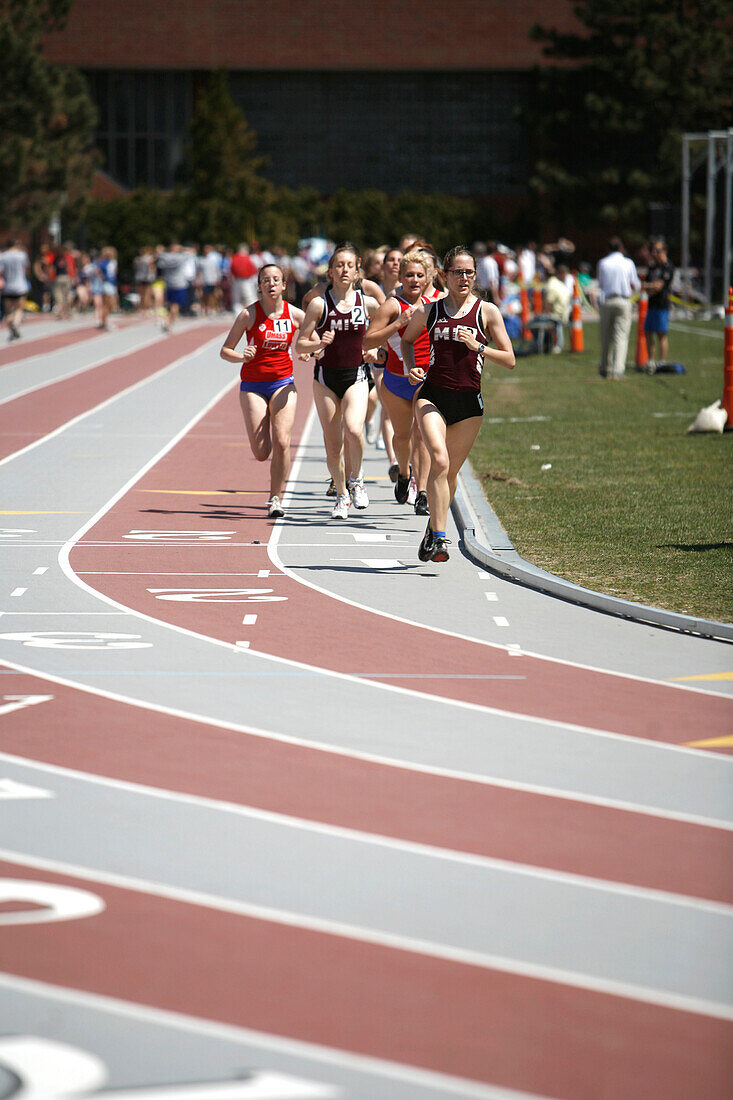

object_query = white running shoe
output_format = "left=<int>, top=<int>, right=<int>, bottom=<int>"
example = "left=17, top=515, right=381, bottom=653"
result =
left=365, top=418, right=378, bottom=444
left=407, top=474, right=417, bottom=506
left=267, top=495, right=284, bottom=519
left=375, top=435, right=386, bottom=450
left=331, top=493, right=351, bottom=520
left=348, top=475, right=369, bottom=509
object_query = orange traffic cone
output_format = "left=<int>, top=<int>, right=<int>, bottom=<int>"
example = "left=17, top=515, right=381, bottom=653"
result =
left=635, top=291, right=649, bottom=370
left=532, top=278, right=543, bottom=316
left=570, top=274, right=584, bottom=353
left=723, top=286, right=733, bottom=430
left=520, top=278, right=530, bottom=339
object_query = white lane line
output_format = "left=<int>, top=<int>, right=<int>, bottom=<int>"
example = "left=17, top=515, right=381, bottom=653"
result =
left=0, top=658, right=729, bottom=830
left=32, top=568, right=48, bottom=575
left=0, top=849, right=729, bottom=1019
left=0, top=332, right=225, bottom=469
left=270, top=408, right=732, bottom=704
left=0, top=974, right=520, bottom=1099
left=242, top=615, right=258, bottom=625
left=669, top=323, right=723, bottom=339
left=0, top=332, right=163, bottom=408
left=493, top=616, right=510, bottom=628
left=10, top=589, right=27, bottom=597
left=75, top=572, right=280, bottom=576
left=0, top=759, right=730, bottom=914
left=484, top=592, right=499, bottom=601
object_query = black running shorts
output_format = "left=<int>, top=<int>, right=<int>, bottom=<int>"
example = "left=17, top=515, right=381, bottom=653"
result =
left=416, top=379, right=484, bottom=426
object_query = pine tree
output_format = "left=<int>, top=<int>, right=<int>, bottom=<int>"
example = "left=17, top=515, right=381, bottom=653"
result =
left=0, top=0, right=98, bottom=232
left=185, top=69, right=274, bottom=244
left=525, top=0, right=733, bottom=232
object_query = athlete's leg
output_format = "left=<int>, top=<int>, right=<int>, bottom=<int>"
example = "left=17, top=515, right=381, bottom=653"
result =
left=341, top=379, right=370, bottom=480
left=313, top=379, right=347, bottom=496
left=267, top=383, right=297, bottom=497
left=416, top=398, right=450, bottom=532
left=380, top=385, right=413, bottom=476
left=239, top=390, right=272, bottom=462
left=445, top=415, right=483, bottom=505
left=410, top=415, right=430, bottom=493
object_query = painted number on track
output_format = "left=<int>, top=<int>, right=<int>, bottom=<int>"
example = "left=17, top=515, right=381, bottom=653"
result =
left=0, top=633, right=152, bottom=649
left=0, top=880, right=104, bottom=925
left=124, top=530, right=235, bottom=542
left=0, top=1037, right=339, bottom=1097
left=147, top=588, right=287, bottom=603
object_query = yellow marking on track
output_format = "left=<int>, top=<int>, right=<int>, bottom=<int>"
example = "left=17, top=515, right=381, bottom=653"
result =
left=137, top=490, right=261, bottom=496
left=0, top=510, right=84, bottom=515
left=671, top=672, right=733, bottom=681
left=685, top=735, right=733, bottom=748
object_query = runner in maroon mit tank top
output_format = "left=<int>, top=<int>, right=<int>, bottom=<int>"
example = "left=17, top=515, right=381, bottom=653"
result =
left=401, top=246, right=515, bottom=563
left=296, top=243, right=380, bottom=520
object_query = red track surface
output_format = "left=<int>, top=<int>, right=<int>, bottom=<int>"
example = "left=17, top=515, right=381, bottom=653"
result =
left=4, top=326, right=732, bottom=1096
left=0, top=325, right=217, bottom=461
left=2, top=666, right=730, bottom=902
left=69, top=368, right=733, bottom=745
left=1, top=857, right=730, bottom=1099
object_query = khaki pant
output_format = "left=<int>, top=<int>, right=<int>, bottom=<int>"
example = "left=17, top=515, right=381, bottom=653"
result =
left=599, top=297, right=632, bottom=377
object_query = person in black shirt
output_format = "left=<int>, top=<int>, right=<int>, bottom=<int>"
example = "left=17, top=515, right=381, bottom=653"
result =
left=642, top=239, right=674, bottom=365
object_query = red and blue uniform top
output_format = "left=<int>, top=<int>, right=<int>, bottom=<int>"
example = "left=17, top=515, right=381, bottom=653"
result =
left=242, top=300, right=296, bottom=383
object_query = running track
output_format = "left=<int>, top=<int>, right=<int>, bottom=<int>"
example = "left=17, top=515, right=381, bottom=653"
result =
left=0, top=315, right=731, bottom=1098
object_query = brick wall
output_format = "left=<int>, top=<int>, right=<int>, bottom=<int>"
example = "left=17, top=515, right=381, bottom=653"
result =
left=44, top=0, right=579, bottom=71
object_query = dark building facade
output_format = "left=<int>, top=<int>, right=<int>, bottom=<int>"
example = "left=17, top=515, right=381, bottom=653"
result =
left=44, top=0, right=579, bottom=197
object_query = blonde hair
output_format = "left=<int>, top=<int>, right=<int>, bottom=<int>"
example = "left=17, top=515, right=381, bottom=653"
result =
left=400, top=249, right=430, bottom=277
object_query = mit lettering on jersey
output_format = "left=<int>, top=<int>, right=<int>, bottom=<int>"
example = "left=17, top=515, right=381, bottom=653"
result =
left=433, top=325, right=478, bottom=342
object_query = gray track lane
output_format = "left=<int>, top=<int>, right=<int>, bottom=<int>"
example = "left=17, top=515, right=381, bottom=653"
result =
left=0, top=319, right=164, bottom=403
left=275, top=413, right=732, bottom=690
left=0, top=980, right=528, bottom=1098
left=0, top=349, right=730, bottom=822
left=1, top=763, right=731, bottom=1010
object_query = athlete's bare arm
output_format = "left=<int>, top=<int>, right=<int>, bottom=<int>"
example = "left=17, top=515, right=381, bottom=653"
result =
left=400, top=301, right=431, bottom=384
left=220, top=304, right=258, bottom=365
left=363, top=298, right=404, bottom=351
left=294, top=296, right=335, bottom=357
left=456, top=302, right=516, bottom=370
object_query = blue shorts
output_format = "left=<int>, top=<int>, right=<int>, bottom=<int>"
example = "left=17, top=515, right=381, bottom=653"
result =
left=240, top=376, right=294, bottom=402
left=383, top=369, right=422, bottom=402
left=644, top=308, right=669, bottom=334
left=166, top=286, right=188, bottom=308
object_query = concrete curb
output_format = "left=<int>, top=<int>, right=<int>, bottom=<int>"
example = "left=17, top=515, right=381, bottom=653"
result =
left=452, top=463, right=733, bottom=643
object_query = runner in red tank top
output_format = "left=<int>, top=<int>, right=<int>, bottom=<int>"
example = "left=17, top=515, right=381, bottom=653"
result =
left=220, top=264, right=305, bottom=519
left=364, top=249, right=434, bottom=512
left=296, top=243, right=381, bottom=520
left=401, top=246, right=515, bottom=564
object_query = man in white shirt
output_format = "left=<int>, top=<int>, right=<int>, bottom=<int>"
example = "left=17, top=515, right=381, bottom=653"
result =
left=475, top=242, right=500, bottom=304
left=0, top=240, right=30, bottom=341
left=596, top=237, right=641, bottom=377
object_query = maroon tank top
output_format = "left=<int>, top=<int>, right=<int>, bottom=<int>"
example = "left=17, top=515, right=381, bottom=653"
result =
left=426, top=296, right=488, bottom=392
left=315, top=288, right=368, bottom=371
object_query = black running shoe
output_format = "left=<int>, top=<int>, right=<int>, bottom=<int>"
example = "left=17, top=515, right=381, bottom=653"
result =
left=395, top=472, right=411, bottom=504
left=326, top=478, right=337, bottom=497
left=388, top=463, right=399, bottom=483
left=418, top=521, right=434, bottom=562
left=430, top=536, right=451, bottom=563
left=414, top=491, right=429, bottom=515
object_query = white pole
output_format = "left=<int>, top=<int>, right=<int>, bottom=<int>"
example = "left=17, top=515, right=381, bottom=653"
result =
left=704, top=133, right=716, bottom=307
left=681, top=136, right=691, bottom=304
left=723, top=129, right=733, bottom=308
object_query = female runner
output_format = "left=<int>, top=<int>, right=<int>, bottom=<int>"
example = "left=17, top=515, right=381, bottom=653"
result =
left=402, top=246, right=515, bottom=563
left=220, top=264, right=303, bottom=519
left=296, top=243, right=381, bottom=520
left=363, top=249, right=433, bottom=511
left=365, top=246, right=402, bottom=462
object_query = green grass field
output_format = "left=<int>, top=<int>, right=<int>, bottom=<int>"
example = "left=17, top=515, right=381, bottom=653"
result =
left=470, top=316, right=732, bottom=624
